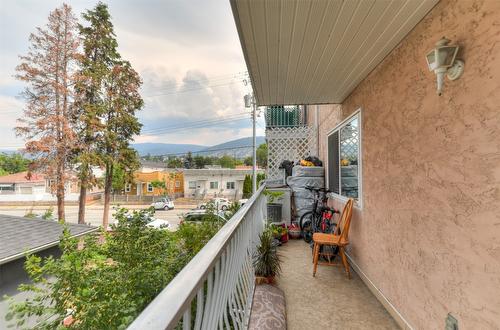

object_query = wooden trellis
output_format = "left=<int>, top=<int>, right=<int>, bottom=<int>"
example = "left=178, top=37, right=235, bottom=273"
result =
left=266, top=126, right=317, bottom=182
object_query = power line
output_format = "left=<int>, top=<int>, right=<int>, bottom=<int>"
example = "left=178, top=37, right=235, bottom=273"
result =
left=140, top=117, right=251, bottom=136
left=143, top=80, right=245, bottom=98
left=151, top=144, right=256, bottom=157
left=141, top=111, right=251, bottom=134
left=142, top=71, right=248, bottom=94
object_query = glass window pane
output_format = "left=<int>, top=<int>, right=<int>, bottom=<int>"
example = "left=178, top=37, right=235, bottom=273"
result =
left=339, top=116, right=359, bottom=199
left=327, top=131, right=340, bottom=194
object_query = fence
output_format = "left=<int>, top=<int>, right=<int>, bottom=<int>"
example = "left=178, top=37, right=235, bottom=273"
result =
left=127, top=184, right=267, bottom=330
left=111, top=193, right=183, bottom=204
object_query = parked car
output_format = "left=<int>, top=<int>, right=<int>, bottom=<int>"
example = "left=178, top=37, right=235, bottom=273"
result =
left=150, top=197, right=174, bottom=210
left=180, top=209, right=226, bottom=225
left=146, top=218, right=170, bottom=229
left=114, top=213, right=170, bottom=230
left=198, top=198, right=230, bottom=211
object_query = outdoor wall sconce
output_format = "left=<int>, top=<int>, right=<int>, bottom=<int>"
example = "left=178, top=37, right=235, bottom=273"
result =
left=426, top=37, right=464, bottom=96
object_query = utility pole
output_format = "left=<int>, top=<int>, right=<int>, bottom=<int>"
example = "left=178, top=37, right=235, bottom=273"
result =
left=252, top=96, right=257, bottom=194
left=245, top=93, right=257, bottom=194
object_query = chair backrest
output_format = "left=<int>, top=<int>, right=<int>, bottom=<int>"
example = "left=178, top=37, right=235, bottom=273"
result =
left=335, top=198, right=354, bottom=242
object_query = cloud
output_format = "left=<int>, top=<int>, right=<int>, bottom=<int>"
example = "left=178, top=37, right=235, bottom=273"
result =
left=0, top=95, right=24, bottom=149
left=0, top=0, right=257, bottom=148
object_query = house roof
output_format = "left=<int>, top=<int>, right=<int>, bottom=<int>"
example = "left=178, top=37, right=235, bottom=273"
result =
left=230, top=0, right=438, bottom=105
left=140, top=160, right=168, bottom=169
left=0, top=215, right=97, bottom=265
left=0, top=171, right=45, bottom=184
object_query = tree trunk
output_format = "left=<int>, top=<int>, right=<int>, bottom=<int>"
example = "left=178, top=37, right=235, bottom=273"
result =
left=56, top=174, right=65, bottom=222
left=78, top=180, right=87, bottom=224
left=102, top=163, right=113, bottom=229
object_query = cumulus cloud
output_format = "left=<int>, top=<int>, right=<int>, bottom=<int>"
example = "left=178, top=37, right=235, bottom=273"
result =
left=0, top=0, right=259, bottom=148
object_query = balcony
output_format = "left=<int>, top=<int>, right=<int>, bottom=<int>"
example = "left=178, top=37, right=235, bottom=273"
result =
left=128, top=185, right=398, bottom=329
left=265, top=106, right=306, bottom=129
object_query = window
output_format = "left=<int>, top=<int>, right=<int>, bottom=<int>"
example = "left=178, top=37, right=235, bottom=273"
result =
left=0, top=184, right=14, bottom=192
left=327, top=111, right=361, bottom=203
left=125, top=184, right=131, bottom=192
left=188, top=181, right=196, bottom=189
left=210, top=181, right=218, bottom=189
left=147, top=182, right=153, bottom=192
left=175, top=180, right=181, bottom=188
left=226, top=181, right=235, bottom=189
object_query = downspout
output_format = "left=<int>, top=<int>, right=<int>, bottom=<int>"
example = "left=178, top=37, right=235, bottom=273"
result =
left=315, top=105, right=320, bottom=156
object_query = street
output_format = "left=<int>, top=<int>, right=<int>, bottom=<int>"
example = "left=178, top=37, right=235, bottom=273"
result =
left=0, top=204, right=196, bottom=230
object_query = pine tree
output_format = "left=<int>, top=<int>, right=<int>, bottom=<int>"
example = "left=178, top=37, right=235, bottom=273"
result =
left=16, top=4, right=80, bottom=222
left=74, top=2, right=120, bottom=224
left=100, top=60, right=143, bottom=228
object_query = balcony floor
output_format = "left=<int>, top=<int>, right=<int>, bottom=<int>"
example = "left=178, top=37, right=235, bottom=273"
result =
left=276, top=240, right=399, bottom=330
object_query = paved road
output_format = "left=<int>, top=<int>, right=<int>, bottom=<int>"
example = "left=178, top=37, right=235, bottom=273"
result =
left=0, top=204, right=197, bottom=230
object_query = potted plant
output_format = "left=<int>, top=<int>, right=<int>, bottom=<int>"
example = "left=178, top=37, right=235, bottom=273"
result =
left=280, top=226, right=288, bottom=243
left=288, top=222, right=301, bottom=239
left=253, top=227, right=282, bottom=284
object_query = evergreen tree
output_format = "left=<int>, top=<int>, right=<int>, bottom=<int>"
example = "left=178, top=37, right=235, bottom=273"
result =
left=76, top=2, right=142, bottom=228
left=74, top=2, right=120, bottom=224
left=242, top=174, right=252, bottom=198
left=101, top=60, right=143, bottom=228
left=16, top=4, right=80, bottom=222
left=184, top=151, right=193, bottom=169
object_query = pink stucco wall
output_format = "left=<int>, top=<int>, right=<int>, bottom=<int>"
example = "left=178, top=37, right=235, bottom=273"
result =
left=312, top=0, right=500, bottom=328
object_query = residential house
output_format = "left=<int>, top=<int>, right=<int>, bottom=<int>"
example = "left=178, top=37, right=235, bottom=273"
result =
left=129, top=1, right=500, bottom=330
left=183, top=166, right=264, bottom=200
left=0, top=171, right=80, bottom=202
left=139, top=160, right=169, bottom=173
left=0, top=215, right=96, bottom=328
left=125, top=170, right=184, bottom=198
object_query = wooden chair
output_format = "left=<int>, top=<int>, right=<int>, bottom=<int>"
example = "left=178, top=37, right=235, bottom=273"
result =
left=312, top=198, right=354, bottom=278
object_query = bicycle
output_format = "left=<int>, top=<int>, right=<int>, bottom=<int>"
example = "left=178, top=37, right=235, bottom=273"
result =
left=299, top=186, right=339, bottom=244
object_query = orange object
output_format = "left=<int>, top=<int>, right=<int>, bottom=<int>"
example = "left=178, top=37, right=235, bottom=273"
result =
left=312, top=198, right=354, bottom=278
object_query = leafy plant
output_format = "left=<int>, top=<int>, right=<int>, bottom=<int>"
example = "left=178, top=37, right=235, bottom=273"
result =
left=223, top=202, right=241, bottom=220
left=6, top=207, right=226, bottom=329
left=24, top=207, right=36, bottom=219
left=253, top=227, right=282, bottom=278
left=41, top=207, right=54, bottom=220
left=263, top=189, right=284, bottom=203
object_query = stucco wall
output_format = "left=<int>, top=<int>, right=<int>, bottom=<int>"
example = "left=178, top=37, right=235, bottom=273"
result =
left=314, top=0, right=500, bottom=329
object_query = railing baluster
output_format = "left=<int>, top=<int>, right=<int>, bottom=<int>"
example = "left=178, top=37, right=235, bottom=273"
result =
left=194, top=288, right=204, bottom=330
left=183, top=308, right=191, bottom=330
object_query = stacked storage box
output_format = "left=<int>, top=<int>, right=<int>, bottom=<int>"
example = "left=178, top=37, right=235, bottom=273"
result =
left=286, top=166, right=324, bottom=223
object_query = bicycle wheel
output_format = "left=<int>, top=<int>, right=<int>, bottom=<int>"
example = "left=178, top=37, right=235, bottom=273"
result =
left=299, top=211, right=315, bottom=243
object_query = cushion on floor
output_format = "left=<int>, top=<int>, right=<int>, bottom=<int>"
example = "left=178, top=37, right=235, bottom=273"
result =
left=248, top=284, right=287, bottom=330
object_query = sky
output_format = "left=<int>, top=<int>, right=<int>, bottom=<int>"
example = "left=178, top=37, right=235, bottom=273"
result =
left=0, top=0, right=265, bottom=150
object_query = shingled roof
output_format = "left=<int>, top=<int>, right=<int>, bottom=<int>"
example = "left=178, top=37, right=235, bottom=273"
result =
left=0, top=171, right=45, bottom=184
left=0, top=215, right=97, bottom=265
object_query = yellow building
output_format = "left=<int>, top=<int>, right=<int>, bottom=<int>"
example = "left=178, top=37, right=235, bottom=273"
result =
left=125, top=171, right=184, bottom=198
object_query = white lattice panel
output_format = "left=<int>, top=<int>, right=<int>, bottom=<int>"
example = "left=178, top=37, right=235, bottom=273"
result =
left=266, top=126, right=317, bottom=181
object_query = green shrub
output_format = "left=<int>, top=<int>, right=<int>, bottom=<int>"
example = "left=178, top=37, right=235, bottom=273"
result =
left=6, top=208, right=225, bottom=329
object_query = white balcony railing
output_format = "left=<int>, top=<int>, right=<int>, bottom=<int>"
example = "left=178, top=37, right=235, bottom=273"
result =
left=128, top=184, right=267, bottom=330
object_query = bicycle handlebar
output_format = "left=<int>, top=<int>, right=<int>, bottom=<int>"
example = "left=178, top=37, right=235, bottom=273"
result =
left=304, top=186, right=331, bottom=193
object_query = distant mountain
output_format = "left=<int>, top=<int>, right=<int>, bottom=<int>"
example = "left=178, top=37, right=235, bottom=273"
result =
left=133, top=136, right=266, bottom=158
left=132, top=143, right=206, bottom=156
left=198, top=136, right=266, bottom=158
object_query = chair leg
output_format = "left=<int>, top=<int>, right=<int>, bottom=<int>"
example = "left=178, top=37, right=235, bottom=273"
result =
left=312, top=242, right=320, bottom=277
left=339, top=246, right=351, bottom=279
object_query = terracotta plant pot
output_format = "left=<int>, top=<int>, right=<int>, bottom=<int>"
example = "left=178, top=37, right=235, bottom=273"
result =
left=280, top=232, right=288, bottom=243
left=255, top=276, right=275, bottom=285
